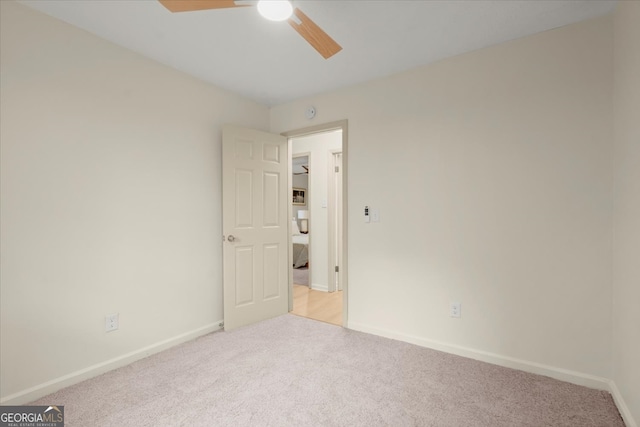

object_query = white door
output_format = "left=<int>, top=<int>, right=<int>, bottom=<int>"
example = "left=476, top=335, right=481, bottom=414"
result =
left=222, top=125, right=289, bottom=330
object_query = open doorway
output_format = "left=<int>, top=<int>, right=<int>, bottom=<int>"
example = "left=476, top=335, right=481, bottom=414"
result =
left=287, top=125, right=346, bottom=327
left=292, top=153, right=311, bottom=288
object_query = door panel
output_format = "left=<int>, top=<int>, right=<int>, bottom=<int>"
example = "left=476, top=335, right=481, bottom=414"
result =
left=235, top=246, right=255, bottom=306
left=263, top=244, right=281, bottom=299
left=223, top=125, right=288, bottom=330
left=235, top=170, right=253, bottom=227
left=263, top=172, right=280, bottom=226
left=263, top=143, right=280, bottom=163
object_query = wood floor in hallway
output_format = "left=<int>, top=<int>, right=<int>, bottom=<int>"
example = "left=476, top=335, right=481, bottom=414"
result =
left=291, top=284, right=343, bottom=326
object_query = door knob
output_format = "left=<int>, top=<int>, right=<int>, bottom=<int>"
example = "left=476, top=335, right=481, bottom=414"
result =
left=227, top=235, right=236, bottom=242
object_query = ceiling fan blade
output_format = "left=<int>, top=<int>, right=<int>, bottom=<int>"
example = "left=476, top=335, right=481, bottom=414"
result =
left=158, top=0, right=246, bottom=13
left=288, top=8, right=342, bottom=59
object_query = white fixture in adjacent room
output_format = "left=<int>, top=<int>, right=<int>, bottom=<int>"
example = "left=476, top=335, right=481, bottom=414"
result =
left=257, top=0, right=293, bottom=21
left=298, top=209, right=309, bottom=233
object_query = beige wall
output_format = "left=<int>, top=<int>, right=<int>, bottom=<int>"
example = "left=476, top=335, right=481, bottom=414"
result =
left=2, top=1, right=636, bottom=422
left=272, top=16, right=614, bottom=380
left=0, top=1, right=269, bottom=402
left=613, top=1, right=640, bottom=425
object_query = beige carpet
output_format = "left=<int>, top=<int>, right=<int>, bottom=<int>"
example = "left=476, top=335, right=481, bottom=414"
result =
left=32, top=315, right=624, bottom=426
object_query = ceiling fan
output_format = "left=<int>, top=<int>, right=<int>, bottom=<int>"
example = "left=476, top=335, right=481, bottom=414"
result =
left=158, top=0, right=342, bottom=59
left=293, top=165, right=309, bottom=175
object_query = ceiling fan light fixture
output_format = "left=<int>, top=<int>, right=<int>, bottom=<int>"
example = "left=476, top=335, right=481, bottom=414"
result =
left=257, top=0, right=293, bottom=22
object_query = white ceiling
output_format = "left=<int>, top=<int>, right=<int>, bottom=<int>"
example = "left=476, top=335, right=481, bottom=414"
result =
left=20, top=0, right=616, bottom=106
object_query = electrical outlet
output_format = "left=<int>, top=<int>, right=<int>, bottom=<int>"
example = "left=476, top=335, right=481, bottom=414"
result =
left=105, top=313, right=119, bottom=332
left=450, top=302, right=461, bottom=318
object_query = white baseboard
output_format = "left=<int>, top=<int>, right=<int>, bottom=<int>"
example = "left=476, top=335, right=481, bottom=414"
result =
left=310, top=283, right=329, bottom=292
left=348, top=321, right=610, bottom=390
left=348, top=321, right=638, bottom=426
left=609, top=379, right=638, bottom=427
left=0, top=321, right=223, bottom=406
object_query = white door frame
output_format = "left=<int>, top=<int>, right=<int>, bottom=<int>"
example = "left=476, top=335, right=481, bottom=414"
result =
left=283, top=120, right=348, bottom=327
left=328, top=150, right=343, bottom=293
